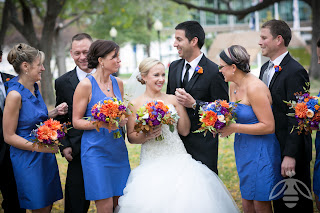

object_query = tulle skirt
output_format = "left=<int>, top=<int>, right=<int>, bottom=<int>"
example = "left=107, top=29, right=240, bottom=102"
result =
left=116, top=153, right=239, bottom=213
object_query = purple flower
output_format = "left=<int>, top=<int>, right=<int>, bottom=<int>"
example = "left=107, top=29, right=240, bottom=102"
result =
left=214, top=120, right=226, bottom=129
left=153, top=119, right=161, bottom=126
left=119, top=105, right=126, bottom=111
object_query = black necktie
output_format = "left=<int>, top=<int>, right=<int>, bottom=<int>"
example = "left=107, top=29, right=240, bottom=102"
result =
left=182, top=63, right=191, bottom=88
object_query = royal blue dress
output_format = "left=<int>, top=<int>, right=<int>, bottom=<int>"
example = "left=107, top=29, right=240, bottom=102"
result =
left=6, top=79, right=62, bottom=210
left=234, top=103, right=283, bottom=201
left=81, top=75, right=131, bottom=201
left=313, top=131, right=320, bottom=200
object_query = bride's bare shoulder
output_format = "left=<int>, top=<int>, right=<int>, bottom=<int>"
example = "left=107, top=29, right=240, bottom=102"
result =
left=164, top=94, right=178, bottom=105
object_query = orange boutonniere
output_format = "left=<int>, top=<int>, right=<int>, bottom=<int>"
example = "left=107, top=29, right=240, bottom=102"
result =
left=5, top=78, right=10, bottom=82
left=274, top=65, right=282, bottom=73
left=195, top=65, right=203, bottom=74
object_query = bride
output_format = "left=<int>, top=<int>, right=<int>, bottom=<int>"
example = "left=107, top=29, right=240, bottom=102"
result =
left=116, top=58, right=239, bottom=213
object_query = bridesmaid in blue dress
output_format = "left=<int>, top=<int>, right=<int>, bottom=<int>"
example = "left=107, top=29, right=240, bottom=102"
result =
left=73, top=40, right=130, bottom=212
left=218, top=45, right=282, bottom=213
left=3, top=43, right=68, bottom=212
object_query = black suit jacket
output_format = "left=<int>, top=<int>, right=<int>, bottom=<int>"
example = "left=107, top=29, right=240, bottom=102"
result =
left=0, top=72, right=15, bottom=166
left=55, top=68, right=83, bottom=157
left=167, top=55, right=228, bottom=172
left=259, top=53, right=312, bottom=163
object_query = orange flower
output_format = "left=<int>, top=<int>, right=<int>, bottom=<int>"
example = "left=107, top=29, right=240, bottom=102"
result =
left=37, top=125, right=53, bottom=141
left=6, top=78, right=10, bottom=82
left=44, top=118, right=62, bottom=131
left=295, top=102, right=308, bottom=118
left=202, top=111, right=218, bottom=126
left=315, top=105, right=320, bottom=110
left=304, top=98, right=309, bottom=102
left=219, top=100, right=229, bottom=108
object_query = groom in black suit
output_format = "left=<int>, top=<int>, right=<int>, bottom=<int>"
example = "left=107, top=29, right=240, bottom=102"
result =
left=55, top=33, right=94, bottom=213
left=0, top=47, right=25, bottom=212
left=167, top=21, right=228, bottom=174
left=258, top=20, right=313, bottom=212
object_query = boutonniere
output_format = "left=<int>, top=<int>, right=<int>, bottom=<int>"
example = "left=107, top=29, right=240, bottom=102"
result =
left=195, top=65, right=203, bottom=74
left=274, top=65, right=282, bottom=73
left=5, top=78, right=10, bottom=82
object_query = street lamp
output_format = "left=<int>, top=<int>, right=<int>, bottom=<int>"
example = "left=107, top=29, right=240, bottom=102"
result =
left=154, top=19, right=163, bottom=61
left=109, top=27, right=117, bottom=41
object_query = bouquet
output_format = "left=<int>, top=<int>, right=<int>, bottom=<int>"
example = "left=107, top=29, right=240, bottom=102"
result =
left=284, top=91, right=320, bottom=134
left=89, top=97, right=131, bottom=138
left=30, top=118, right=69, bottom=150
left=194, top=100, right=237, bottom=136
left=134, top=100, right=179, bottom=141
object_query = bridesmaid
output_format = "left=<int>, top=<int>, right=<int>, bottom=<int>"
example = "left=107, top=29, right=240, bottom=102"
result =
left=3, top=43, right=68, bottom=212
left=73, top=40, right=130, bottom=213
left=313, top=37, right=320, bottom=211
left=218, top=45, right=283, bottom=213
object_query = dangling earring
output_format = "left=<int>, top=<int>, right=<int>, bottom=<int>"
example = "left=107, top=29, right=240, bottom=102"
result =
left=101, top=64, right=104, bottom=69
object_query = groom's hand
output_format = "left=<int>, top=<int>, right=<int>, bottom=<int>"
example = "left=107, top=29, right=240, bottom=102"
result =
left=175, top=88, right=195, bottom=108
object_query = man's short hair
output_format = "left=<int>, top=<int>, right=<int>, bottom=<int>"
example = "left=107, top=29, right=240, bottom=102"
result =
left=262, top=19, right=292, bottom=47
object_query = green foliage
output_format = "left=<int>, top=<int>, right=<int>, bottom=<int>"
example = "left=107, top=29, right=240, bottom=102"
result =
left=85, top=0, right=190, bottom=46
left=289, top=47, right=311, bottom=69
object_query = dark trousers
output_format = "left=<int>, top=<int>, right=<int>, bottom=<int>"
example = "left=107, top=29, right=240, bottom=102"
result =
left=273, top=160, right=313, bottom=213
left=64, top=155, right=90, bottom=213
left=0, top=151, right=25, bottom=213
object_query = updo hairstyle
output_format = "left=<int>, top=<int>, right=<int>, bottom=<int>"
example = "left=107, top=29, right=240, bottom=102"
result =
left=7, top=43, right=44, bottom=74
left=87, top=40, right=119, bottom=69
left=219, top=45, right=250, bottom=73
left=137, top=58, right=164, bottom=85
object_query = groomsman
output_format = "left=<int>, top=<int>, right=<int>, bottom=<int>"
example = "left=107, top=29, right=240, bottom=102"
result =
left=55, top=33, right=94, bottom=213
left=258, top=19, right=313, bottom=212
left=0, top=46, right=25, bottom=212
left=167, top=21, right=228, bottom=174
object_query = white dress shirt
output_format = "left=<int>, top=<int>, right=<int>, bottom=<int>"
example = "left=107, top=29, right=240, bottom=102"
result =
left=181, top=53, right=204, bottom=82
left=76, top=67, right=96, bottom=81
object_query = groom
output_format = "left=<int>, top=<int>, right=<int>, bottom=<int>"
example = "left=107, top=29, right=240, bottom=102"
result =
left=167, top=21, right=228, bottom=174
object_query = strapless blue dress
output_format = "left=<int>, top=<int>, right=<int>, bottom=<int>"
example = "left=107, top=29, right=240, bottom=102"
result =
left=6, top=79, right=62, bottom=209
left=234, top=103, right=283, bottom=201
left=81, top=75, right=130, bottom=201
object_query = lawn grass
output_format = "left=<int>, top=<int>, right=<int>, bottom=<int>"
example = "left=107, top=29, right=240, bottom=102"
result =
left=1, top=77, right=320, bottom=212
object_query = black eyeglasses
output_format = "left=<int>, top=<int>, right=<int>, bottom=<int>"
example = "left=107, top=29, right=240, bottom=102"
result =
left=218, top=65, right=226, bottom=70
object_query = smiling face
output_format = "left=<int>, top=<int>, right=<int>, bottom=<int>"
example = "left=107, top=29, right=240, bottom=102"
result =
left=143, top=63, right=166, bottom=92
left=218, top=59, right=233, bottom=82
left=174, top=29, right=194, bottom=61
left=25, top=56, right=45, bottom=82
left=70, top=38, right=92, bottom=73
left=100, top=50, right=121, bottom=74
left=259, top=27, right=281, bottom=61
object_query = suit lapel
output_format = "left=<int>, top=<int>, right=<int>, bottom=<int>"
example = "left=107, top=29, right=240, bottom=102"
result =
left=175, top=61, right=184, bottom=88
left=185, top=55, right=206, bottom=93
left=68, top=68, right=80, bottom=90
left=269, top=53, right=291, bottom=89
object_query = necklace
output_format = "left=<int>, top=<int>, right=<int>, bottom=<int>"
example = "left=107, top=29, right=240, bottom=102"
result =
left=234, top=74, right=247, bottom=94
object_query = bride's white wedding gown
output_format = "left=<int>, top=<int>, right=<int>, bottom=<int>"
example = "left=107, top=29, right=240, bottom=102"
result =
left=117, top=105, right=239, bottom=213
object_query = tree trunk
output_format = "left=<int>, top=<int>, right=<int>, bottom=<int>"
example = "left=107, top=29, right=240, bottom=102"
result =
left=54, top=28, right=67, bottom=77
left=0, top=0, right=10, bottom=46
left=309, top=0, right=320, bottom=79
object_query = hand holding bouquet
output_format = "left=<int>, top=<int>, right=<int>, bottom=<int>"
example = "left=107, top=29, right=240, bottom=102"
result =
left=89, top=97, right=131, bottom=138
left=284, top=91, right=320, bottom=134
left=134, top=100, right=179, bottom=141
left=30, top=118, right=69, bottom=151
left=194, top=100, right=237, bottom=136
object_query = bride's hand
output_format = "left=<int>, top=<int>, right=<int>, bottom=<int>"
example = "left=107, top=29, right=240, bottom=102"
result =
left=218, top=123, right=236, bottom=138
left=145, top=125, right=162, bottom=140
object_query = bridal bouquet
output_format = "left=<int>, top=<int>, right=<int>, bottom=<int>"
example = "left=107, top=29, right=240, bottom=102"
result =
left=88, top=97, right=131, bottom=138
left=194, top=100, right=237, bottom=136
left=30, top=118, right=69, bottom=150
left=284, top=91, right=320, bottom=134
left=134, top=100, right=179, bottom=141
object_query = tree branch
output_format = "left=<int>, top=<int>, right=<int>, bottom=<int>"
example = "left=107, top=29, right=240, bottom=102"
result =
left=0, top=0, right=11, bottom=45
left=170, top=0, right=281, bottom=20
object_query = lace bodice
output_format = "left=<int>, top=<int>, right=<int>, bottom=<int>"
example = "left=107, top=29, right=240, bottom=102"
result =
left=140, top=104, right=187, bottom=164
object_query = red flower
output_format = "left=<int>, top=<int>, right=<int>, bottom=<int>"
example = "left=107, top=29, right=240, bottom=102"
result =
left=6, top=78, right=10, bottom=82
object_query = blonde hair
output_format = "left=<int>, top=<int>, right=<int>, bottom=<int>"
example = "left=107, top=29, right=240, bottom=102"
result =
left=137, top=58, right=164, bottom=84
left=7, top=43, right=45, bottom=74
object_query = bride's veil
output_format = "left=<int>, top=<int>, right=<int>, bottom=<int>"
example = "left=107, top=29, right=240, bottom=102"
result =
left=123, top=68, right=146, bottom=104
